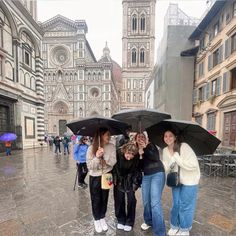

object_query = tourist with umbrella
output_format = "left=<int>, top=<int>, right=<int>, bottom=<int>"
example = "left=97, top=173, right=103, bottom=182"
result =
left=66, top=115, right=129, bottom=233
left=0, top=132, right=17, bottom=156
left=86, top=127, right=116, bottom=233
left=146, top=119, right=221, bottom=236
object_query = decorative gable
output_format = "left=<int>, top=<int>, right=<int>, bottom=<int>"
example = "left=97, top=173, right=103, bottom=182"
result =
left=42, top=15, right=77, bottom=32
left=52, top=83, right=69, bottom=102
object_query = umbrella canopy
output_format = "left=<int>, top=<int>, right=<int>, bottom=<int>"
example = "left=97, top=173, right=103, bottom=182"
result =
left=112, top=108, right=171, bottom=132
left=66, top=115, right=129, bottom=137
left=146, top=119, right=221, bottom=156
left=0, top=133, right=17, bottom=142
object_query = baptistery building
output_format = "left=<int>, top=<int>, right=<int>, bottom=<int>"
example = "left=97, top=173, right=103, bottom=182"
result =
left=0, top=0, right=44, bottom=151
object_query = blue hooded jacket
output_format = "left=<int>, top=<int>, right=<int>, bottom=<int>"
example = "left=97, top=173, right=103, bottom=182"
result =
left=73, top=143, right=89, bottom=163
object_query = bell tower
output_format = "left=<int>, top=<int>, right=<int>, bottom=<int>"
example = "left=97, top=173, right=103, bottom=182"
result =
left=121, top=0, right=156, bottom=109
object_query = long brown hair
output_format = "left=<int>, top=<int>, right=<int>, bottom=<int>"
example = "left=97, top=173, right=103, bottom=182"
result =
left=92, top=127, right=109, bottom=155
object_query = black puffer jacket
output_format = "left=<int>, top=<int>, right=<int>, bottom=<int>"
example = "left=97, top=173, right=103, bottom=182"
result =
left=113, top=148, right=142, bottom=193
left=142, top=143, right=165, bottom=175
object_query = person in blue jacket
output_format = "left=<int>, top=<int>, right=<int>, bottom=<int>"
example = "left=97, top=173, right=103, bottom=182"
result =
left=74, top=136, right=89, bottom=188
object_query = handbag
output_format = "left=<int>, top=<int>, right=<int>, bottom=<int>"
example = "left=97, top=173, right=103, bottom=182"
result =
left=101, top=173, right=113, bottom=189
left=166, top=163, right=180, bottom=187
left=101, top=158, right=113, bottom=190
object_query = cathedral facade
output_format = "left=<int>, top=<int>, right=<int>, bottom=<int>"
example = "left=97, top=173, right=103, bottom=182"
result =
left=41, top=15, right=121, bottom=136
left=0, top=0, right=44, bottom=151
left=121, top=0, right=156, bottom=109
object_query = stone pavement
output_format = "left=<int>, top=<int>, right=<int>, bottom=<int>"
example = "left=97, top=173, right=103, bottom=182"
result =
left=0, top=147, right=235, bottom=236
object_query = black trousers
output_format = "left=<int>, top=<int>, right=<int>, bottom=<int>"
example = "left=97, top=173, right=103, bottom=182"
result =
left=113, top=185, right=137, bottom=226
left=77, top=163, right=88, bottom=184
left=89, top=175, right=109, bottom=220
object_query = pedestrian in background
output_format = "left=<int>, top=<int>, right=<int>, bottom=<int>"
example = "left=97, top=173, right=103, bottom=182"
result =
left=86, top=127, right=116, bottom=233
left=5, top=141, right=12, bottom=156
left=113, top=141, right=142, bottom=232
left=53, top=136, right=61, bottom=154
left=63, top=135, right=70, bottom=155
left=74, top=136, right=89, bottom=188
left=135, top=132, right=166, bottom=236
left=162, top=129, right=200, bottom=236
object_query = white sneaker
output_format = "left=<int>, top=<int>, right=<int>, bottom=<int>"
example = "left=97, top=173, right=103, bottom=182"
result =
left=168, top=228, right=179, bottom=235
left=124, top=225, right=132, bottom=232
left=100, top=218, right=108, bottom=231
left=117, top=223, right=125, bottom=230
left=176, top=230, right=189, bottom=236
left=141, top=223, right=151, bottom=230
left=94, top=220, right=102, bottom=233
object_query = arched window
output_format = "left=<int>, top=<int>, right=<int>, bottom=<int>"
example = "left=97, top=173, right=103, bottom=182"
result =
left=140, top=49, right=145, bottom=64
left=88, top=72, right=91, bottom=80
left=93, top=72, right=96, bottom=80
left=140, top=15, right=146, bottom=31
left=131, top=49, right=137, bottom=64
left=132, top=14, right=137, bottom=31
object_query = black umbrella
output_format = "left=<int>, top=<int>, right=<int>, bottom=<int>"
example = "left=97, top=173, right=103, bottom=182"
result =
left=146, top=119, right=221, bottom=156
left=66, top=115, right=129, bottom=137
left=112, top=108, right=171, bottom=132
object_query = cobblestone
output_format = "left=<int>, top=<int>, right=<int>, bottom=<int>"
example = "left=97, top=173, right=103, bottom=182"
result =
left=0, top=147, right=235, bottom=236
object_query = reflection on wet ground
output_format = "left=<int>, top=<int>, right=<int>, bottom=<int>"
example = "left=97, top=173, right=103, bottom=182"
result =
left=0, top=147, right=235, bottom=235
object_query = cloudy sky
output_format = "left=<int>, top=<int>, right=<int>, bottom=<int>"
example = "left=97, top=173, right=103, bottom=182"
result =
left=37, top=0, right=209, bottom=65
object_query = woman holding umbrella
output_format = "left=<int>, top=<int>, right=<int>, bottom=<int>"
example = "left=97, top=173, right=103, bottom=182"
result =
left=162, top=128, right=200, bottom=236
left=86, top=127, right=117, bottom=233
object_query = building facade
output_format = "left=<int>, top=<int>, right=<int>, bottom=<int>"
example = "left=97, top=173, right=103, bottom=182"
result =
left=0, top=0, right=44, bottom=151
left=121, top=0, right=156, bottom=109
left=191, top=1, right=236, bottom=148
left=41, top=15, right=121, bottom=136
left=147, top=4, right=198, bottom=120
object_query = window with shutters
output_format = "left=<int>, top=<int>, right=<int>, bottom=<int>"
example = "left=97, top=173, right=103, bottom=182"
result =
left=213, top=48, right=220, bottom=67
left=199, top=85, right=206, bottom=101
left=207, top=112, right=216, bottom=131
left=230, top=67, right=236, bottom=90
left=231, top=33, right=236, bottom=53
left=198, top=61, right=204, bottom=78
left=233, top=2, right=236, bottom=17
left=211, top=79, right=217, bottom=95
left=214, top=21, right=219, bottom=36
left=195, top=116, right=202, bottom=126
left=223, top=72, right=229, bottom=93
left=199, top=87, right=203, bottom=101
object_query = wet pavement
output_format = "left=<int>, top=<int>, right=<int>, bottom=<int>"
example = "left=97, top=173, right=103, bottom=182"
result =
left=0, top=146, right=235, bottom=236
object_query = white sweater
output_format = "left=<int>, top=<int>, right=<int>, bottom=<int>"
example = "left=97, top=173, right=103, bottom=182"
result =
left=162, top=143, right=200, bottom=185
left=86, top=143, right=117, bottom=177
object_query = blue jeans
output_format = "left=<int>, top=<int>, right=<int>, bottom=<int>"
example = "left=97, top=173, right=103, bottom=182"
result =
left=170, top=185, right=198, bottom=231
left=6, top=148, right=11, bottom=156
left=142, top=172, right=166, bottom=236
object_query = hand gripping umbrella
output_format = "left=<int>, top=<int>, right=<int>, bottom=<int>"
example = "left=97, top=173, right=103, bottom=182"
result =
left=146, top=119, right=221, bottom=156
left=112, top=108, right=171, bottom=132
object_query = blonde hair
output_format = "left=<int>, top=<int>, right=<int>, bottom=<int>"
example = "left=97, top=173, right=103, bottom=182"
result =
left=121, top=141, right=138, bottom=155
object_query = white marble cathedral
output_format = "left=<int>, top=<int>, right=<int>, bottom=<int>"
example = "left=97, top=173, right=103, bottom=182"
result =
left=41, top=15, right=121, bottom=136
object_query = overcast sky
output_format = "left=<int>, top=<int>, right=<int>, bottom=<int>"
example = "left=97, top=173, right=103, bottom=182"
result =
left=37, top=0, right=208, bottom=65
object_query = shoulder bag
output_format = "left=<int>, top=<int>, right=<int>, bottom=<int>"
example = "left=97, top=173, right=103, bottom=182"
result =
left=166, top=163, right=181, bottom=187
